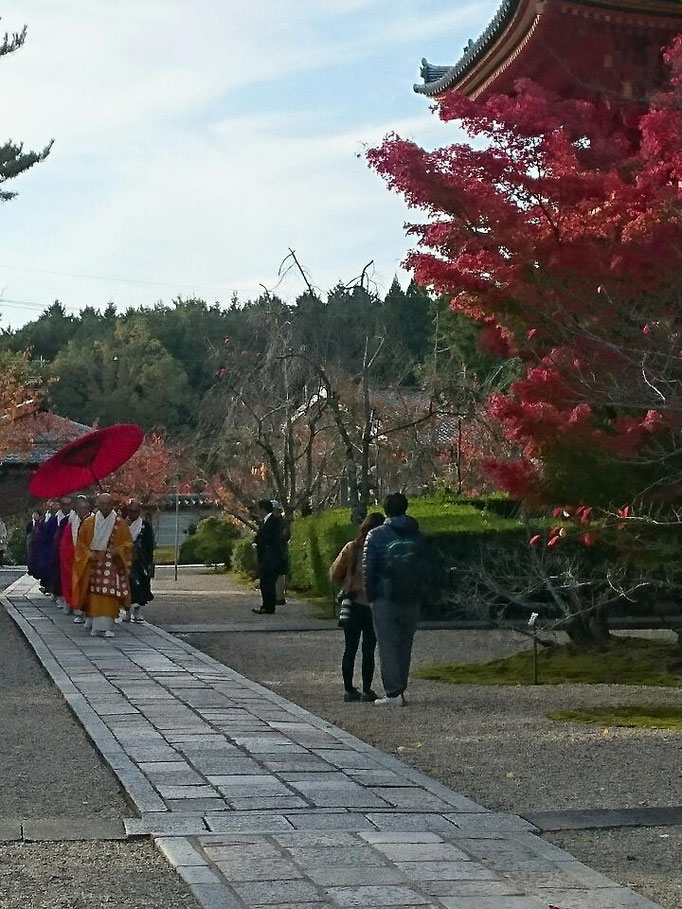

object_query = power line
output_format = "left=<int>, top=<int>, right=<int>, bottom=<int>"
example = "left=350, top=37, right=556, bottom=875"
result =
left=0, top=298, right=85, bottom=313
left=0, top=295, right=236, bottom=315
left=0, top=262, right=253, bottom=294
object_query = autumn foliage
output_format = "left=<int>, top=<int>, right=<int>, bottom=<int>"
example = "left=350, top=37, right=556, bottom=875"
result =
left=105, top=432, right=183, bottom=507
left=369, top=38, right=682, bottom=513
left=0, top=352, right=51, bottom=461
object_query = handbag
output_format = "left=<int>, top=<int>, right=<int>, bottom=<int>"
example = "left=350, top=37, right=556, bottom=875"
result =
left=337, top=544, right=360, bottom=628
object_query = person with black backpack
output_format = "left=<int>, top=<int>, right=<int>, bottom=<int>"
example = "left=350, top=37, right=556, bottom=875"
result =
left=362, top=492, right=424, bottom=706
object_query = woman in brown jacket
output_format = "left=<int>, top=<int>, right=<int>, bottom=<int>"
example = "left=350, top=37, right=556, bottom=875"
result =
left=330, top=512, right=384, bottom=702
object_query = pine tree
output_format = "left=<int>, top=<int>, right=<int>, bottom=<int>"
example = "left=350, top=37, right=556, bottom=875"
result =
left=0, top=24, right=52, bottom=200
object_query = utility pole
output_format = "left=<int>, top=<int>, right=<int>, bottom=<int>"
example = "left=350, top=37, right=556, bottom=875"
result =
left=173, top=488, right=180, bottom=583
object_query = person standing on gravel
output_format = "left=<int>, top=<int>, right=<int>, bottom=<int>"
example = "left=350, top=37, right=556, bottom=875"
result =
left=330, top=512, right=384, bottom=702
left=252, top=499, right=286, bottom=615
left=271, top=500, right=289, bottom=606
left=363, top=493, right=425, bottom=707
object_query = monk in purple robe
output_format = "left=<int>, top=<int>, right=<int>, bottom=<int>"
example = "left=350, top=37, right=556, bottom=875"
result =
left=27, top=507, right=48, bottom=581
left=31, top=500, right=59, bottom=591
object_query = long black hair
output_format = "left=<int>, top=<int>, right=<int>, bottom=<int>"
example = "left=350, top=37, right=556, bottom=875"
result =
left=353, top=512, right=384, bottom=550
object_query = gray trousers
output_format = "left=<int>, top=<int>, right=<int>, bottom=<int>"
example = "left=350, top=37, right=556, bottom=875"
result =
left=372, top=599, right=420, bottom=697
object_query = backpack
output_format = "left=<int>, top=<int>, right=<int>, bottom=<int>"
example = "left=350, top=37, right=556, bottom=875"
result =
left=383, top=528, right=425, bottom=604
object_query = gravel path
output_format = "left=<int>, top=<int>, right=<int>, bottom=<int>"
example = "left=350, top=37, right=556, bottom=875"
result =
left=0, top=604, right=129, bottom=819
left=150, top=566, right=329, bottom=624
left=0, top=575, right=200, bottom=909
left=0, top=842, right=198, bottom=909
left=548, top=828, right=682, bottom=909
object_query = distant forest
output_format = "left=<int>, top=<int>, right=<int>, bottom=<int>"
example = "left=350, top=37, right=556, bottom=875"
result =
left=0, top=278, right=498, bottom=437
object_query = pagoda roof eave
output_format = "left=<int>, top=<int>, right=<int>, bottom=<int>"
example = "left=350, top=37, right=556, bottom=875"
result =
left=415, top=0, right=520, bottom=97
left=415, top=0, right=682, bottom=100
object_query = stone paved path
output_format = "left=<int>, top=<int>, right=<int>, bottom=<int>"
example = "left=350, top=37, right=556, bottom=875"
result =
left=3, top=575, right=663, bottom=909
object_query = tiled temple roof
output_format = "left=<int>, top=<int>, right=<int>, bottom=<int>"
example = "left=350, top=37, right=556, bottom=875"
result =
left=0, top=410, right=91, bottom=466
left=415, top=0, right=682, bottom=99
left=415, top=0, right=519, bottom=97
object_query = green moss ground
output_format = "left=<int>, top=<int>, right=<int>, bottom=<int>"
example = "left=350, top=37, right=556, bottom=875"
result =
left=548, top=705, right=682, bottom=729
left=417, top=637, right=682, bottom=687
left=154, top=546, right=177, bottom=565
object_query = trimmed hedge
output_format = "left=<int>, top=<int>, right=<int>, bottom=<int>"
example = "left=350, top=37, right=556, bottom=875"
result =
left=284, top=498, right=531, bottom=618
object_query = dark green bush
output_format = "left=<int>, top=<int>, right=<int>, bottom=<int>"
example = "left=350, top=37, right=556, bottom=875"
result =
left=178, top=534, right=202, bottom=564
left=231, top=535, right=258, bottom=579
left=184, top=516, right=241, bottom=568
left=8, top=522, right=27, bottom=564
left=458, top=494, right=522, bottom=520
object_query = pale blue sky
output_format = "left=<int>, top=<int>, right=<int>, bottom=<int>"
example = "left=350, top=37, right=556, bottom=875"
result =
left=0, top=0, right=493, bottom=328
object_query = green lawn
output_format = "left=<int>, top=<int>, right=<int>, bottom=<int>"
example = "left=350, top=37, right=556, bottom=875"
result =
left=548, top=705, right=682, bottom=729
left=417, top=637, right=682, bottom=687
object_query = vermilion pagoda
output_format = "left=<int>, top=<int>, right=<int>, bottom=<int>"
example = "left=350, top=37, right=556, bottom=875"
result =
left=416, top=0, right=682, bottom=102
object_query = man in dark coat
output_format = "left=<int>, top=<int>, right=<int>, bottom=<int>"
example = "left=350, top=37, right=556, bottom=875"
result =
left=363, top=492, right=424, bottom=707
left=124, top=499, right=155, bottom=624
left=252, top=499, right=286, bottom=615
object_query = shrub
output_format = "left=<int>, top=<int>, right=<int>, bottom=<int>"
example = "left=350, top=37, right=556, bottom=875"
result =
left=231, top=534, right=258, bottom=579
left=186, top=516, right=241, bottom=568
left=7, top=522, right=27, bottom=564
left=178, top=534, right=202, bottom=565
left=284, top=498, right=531, bottom=618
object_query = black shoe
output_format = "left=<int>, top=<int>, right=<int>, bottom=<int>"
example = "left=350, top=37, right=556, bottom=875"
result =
left=252, top=608, right=273, bottom=615
left=360, top=689, right=378, bottom=702
left=344, top=688, right=361, bottom=702
left=276, top=599, right=286, bottom=606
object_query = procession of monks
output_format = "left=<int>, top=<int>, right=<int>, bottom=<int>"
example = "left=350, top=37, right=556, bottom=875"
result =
left=27, top=492, right=156, bottom=638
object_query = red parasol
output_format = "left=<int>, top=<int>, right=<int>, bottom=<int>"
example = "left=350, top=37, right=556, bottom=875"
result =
left=29, top=423, right=144, bottom=497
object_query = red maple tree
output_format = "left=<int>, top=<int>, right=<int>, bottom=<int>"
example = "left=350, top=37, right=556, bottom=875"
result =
left=369, top=39, right=682, bottom=516
left=105, top=432, right=184, bottom=507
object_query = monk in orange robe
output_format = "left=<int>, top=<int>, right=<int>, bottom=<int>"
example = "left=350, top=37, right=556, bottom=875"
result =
left=73, top=493, right=133, bottom=638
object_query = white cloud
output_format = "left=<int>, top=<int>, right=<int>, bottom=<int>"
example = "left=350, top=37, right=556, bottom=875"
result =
left=0, top=0, right=487, bottom=325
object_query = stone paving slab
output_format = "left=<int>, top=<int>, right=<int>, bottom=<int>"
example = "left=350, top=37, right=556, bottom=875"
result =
left=0, top=817, right=126, bottom=842
left=524, top=805, right=682, bottom=832
left=21, top=817, right=127, bottom=841
left=2, top=575, right=663, bottom=909
left=0, top=821, right=22, bottom=842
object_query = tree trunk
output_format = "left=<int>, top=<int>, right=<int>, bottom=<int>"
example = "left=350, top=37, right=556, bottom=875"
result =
left=667, top=629, right=682, bottom=672
left=359, top=346, right=373, bottom=524
left=564, top=608, right=611, bottom=647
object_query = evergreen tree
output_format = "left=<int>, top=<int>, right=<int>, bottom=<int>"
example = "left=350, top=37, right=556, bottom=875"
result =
left=4, top=301, right=77, bottom=360
left=48, top=321, right=192, bottom=432
left=0, top=25, right=52, bottom=200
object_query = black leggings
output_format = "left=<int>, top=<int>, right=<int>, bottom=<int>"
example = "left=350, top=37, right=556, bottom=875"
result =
left=342, top=604, right=377, bottom=693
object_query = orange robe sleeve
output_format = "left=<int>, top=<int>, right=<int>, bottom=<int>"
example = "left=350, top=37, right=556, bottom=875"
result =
left=72, top=515, right=95, bottom=610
